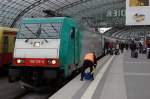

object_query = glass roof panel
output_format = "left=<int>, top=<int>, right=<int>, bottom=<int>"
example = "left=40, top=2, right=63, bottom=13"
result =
left=0, top=0, right=124, bottom=27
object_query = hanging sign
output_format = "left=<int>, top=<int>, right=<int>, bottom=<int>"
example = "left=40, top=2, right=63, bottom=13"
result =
left=126, top=0, right=150, bottom=25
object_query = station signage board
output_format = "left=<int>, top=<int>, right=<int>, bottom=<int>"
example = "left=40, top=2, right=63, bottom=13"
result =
left=126, top=0, right=150, bottom=25
left=106, top=9, right=125, bottom=17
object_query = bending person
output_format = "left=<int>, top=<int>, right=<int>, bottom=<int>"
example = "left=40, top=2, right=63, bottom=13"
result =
left=80, top=52, right=97, bottom=81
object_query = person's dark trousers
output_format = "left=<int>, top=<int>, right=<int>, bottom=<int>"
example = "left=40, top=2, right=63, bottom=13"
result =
left=131, top=50, right=135, bottom=57
left=131, top=50, right=133, bottom=57
left=121, top=50, right=123, bottom=53
left=121, top=48, right=124, bottom=53
left=81, top=66, right=87, bottom=80
left=81, top=60, right=93, bottom=80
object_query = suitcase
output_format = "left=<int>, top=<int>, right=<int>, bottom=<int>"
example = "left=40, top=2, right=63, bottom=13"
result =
left=143, top=49, right=146, bottom=54
left=147, top=50, right=150, bottom=59
left=115, top=49, right=120, bottom=55
left=83, top=67, right=94, bottom=80
left=134, top=51, right=138, bottom=58
left=83, top=72, right=92, bottom=80
left=110, top=50, right=113, bottom=55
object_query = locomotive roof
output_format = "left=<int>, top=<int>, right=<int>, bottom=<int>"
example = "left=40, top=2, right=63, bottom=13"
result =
left=21, top=17, right=75, bottom=24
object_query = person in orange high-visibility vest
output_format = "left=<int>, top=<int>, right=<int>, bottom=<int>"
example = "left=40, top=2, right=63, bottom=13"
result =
left=80, top=52, right=97, bottom=81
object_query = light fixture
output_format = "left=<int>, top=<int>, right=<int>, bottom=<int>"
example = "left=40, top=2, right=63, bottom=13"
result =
left=51, top=60, right=57, bottom=65
left=34, top=42, right=40, bottom=47
left=17, top=59, right=24, bottom=64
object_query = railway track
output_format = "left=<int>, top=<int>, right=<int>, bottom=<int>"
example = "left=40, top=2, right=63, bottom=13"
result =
left=11, top=78, right=71, bottom=99
left=14, top=92, right=50, bottom=99
left=0, top=69, right=79, bottom=99
left=0, top=77, right=57, bottom=99
left=11, top=85, right=63, bottom=99
left=12, top=90, right=30, bottom=99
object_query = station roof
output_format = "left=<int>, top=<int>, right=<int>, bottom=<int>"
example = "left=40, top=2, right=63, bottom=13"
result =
left=1, top=0, right=148, bottom=40
left=104, top=26, right=150, bottom=40
left=0, top=0, right=125, bottom=28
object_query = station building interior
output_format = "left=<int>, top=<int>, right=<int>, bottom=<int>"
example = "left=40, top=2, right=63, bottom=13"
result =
left=0, top=0, right=150, bottom=99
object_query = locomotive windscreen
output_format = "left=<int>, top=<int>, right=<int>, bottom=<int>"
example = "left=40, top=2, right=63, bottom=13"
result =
left=17, top=23, right=62, bottom=39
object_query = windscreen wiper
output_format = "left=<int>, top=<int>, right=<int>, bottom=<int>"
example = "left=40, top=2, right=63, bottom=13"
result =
left=24, top=24, right=38, bottom=43
left=50, top=23, right=58, bottom=34
left=24, top=25, right=37, bottom=37
left=40, top=28, right=50, bottom=43
left=36, top=24, right=49, bottom=43
left=41, top=28, right=50, bottom=37
left=36, top=24, right=42, bottom=38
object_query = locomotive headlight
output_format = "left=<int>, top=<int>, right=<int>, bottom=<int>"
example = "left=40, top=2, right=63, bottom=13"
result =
left=47, top=59, right=59, bottom=66
left=34, top=42, right=40, bottom=47
left=51, top=60, right=57, bottom=65
left=17, top=59, right=24, bottom=64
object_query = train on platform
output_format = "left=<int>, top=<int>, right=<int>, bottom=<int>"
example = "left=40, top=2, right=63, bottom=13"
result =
left=8, top=17, right=104, bottom=89
left=0, top=27, right=17, bottom=71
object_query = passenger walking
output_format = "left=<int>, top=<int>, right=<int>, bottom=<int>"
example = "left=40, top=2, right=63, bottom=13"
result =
left=80, top=52, right=97, bottom=81
left=104, top=42, right=108, bottom=55
left=130, top=41, right=137, bottom=57
left=120, top=42, right=124, bottom=53
left=147, top=43, right=150, bottom=58
left=125, top=43, right=129, bottom=50
left=139, top=42, right=143, bottom=53
left=115, top=42, right=120, bottom=55
left=108, top=42, right=113, bottom=55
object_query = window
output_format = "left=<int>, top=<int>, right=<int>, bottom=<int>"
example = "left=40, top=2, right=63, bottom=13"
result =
left=3, top=36, right=8, bottom=53
left=17, top=22, right=62, bottom=39
left=71, top=27, right=75, bottom=39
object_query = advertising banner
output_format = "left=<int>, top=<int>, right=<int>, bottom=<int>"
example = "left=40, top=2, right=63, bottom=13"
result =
left=126, top=0, right=150, bottom=25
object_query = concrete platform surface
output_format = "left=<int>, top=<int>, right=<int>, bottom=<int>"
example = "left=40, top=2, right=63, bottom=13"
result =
left=49, top=50, right=150, bottom=99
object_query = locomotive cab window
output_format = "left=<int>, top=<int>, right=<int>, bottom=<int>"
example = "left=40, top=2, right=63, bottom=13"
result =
left=18, top=22, right=62, bottom=39
left=71, top=27, right=75, bottom=39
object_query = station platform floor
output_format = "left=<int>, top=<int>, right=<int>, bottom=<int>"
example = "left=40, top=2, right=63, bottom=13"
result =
left=49, top=50, right=150, bottom=99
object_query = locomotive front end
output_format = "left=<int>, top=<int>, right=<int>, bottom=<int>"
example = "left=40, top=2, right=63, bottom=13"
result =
left=9, top=17, right=81, bottom=90
left=13, top=39, right=60, bottom=68
left=13, top=18, right=61, bottom=68
left=9, top=18, right=64, bottom=88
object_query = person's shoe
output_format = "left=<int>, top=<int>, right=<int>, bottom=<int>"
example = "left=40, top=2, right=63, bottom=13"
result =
left=91, top=77, right=94, bottom=81
left=80, top=79, right=83, bottom=81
